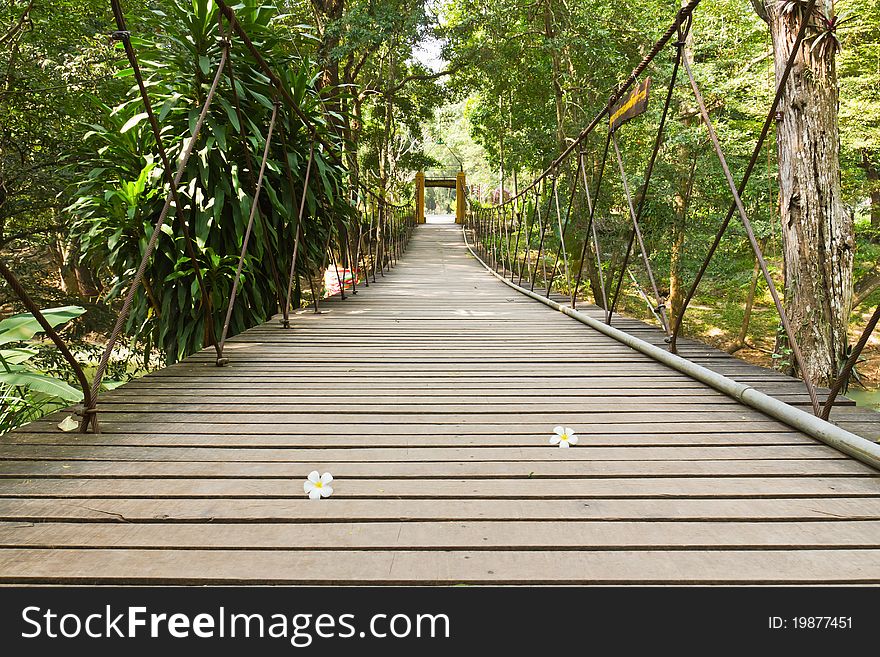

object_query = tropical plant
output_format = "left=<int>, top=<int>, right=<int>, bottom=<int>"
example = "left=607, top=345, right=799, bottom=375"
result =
left=0, top=306, right=85, bottom=432
left=68, top=0, right=352, bottom=365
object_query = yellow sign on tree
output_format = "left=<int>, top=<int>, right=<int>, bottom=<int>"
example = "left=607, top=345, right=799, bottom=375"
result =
left=609, top=78, right=651, bottom=132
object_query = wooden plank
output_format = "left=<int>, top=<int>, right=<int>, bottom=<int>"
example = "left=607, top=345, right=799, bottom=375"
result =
left=0, top=548, right=877, bottom=584
left=48, top=411, right=807, bottom=425
left=16, top=420, right=798, bottom=435
left=1, top=431, right=815, bottom=447
left=0, top=458, right=867, bottom=478
left=89, top=397, right=837, bottom=410
left=0, top=444, right=846, bottom=462
left=1, top=520, right=877, bottom=549
left=100, top=386, right=815, bottom=396
left=0, top=497, right=878, bottom=522
left=0, top=476, right=875, bottom=498
left=1, top=223, right=877, bottom=585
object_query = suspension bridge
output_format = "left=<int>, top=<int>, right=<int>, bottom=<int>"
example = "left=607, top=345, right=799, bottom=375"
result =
left=1, top=0, right=879, bottom=584
left=0, top=223, right=877, bottom=584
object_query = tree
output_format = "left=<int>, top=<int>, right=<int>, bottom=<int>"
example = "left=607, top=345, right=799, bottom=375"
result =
left=752, top=0, right=854, bottom=385
left=306, top=0, right=449, bottom=195
left=0, top=0, right=120, bottom=299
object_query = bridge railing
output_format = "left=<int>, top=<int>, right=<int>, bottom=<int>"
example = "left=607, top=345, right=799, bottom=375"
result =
left=356, top=187, right=417, bottom=283
left=466, top=0, right=878, bottom=420
left=0, top=1, right=416, bottom=433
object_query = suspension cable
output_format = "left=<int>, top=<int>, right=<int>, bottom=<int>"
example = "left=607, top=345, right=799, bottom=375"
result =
left=605, top=16, right=688, bottom=333
left=669, top=0, right=818, bottom=353
left=218, top=12, right=286, bottom=318
left=680, top=37, right=821, bottom=416
left=217, top=102, right=280, bottom=365
left=0, top=261, right=95, bottom=429
left=821, top=302, right=880, bottom=419
left=530, top=176, right=557, bottom=292
left=546, top=159, right=581, bottom=298
left=84, top=13, right=231, bottom=429
left=571, top=133, right=611, bottom=310
left=282, top=143, right=315, bottom=327
left=109, top=0, right=218, bottom=359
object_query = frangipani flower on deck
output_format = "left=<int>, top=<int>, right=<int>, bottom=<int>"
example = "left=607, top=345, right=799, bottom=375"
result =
left=550, top=426, right=578, bottom=448
left=57, top=416, right=79, bottom=432
left=304, top=471, right=334, bottom=499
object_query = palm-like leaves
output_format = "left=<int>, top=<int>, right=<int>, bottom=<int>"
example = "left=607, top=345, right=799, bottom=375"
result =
left=69, top=0, right=351, bottom=364
left=807, top=14, right=854, bottom=59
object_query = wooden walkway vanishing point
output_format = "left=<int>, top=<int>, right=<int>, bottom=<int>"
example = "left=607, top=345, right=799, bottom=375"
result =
left=1, top=223, right=879, bottom=584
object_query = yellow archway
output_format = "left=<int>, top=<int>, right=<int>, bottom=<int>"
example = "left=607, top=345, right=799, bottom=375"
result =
left=416, top=171, right=466, bottom=224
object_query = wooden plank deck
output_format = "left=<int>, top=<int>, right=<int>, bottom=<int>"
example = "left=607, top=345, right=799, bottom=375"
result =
left=1, top=223, right=879, bottom=584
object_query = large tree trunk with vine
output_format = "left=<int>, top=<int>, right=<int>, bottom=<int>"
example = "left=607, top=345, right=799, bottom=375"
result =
left=754, top=2, right=854, bottom=386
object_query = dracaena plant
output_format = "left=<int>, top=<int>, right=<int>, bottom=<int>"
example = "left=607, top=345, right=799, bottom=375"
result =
left=68, top=0, right=352, bottom=365
left=807, top=14, right=853, bottom=59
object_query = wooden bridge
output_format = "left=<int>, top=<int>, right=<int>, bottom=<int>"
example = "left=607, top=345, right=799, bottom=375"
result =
left=0, top=224, right=879, bottom=584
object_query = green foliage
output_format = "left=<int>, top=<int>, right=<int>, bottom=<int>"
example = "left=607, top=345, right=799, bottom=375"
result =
left=0, top=306, right=86, bottom=433
left=839, top=0, right=880, bottom=222
left=67, top=0, right=352, bottom=365
left=304, top=0, right=449, bottom=195
left=0, top=0, right=125, bottom=251
left=439, top=0, right=669, bottom=171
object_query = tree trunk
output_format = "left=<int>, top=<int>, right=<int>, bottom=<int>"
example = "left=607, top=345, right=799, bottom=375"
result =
left=74, top=262, right=100, bottom=300
left=760, top=3, right=854, bottom=386
left=581, top=249, right=604, bottom=308
left=342, top=66, right=362, bottom=195
left=733, top=240, right=764, bottom=351
left=310, top=0, right=344, bottom=142
left=311, top=0, right=344, bottom=91
left=50, top=236, right=79, bottom=295
left=378, top=51, right=396, bottom=195
left=498, top=95, right=505, bottom=199
left=542, top=0, right=567, bottom=153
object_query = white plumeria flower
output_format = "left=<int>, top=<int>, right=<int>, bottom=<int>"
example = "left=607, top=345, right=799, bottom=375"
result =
left=304, top=471, right=334, bottom=500
left=550, top=426, right=578, bottom=448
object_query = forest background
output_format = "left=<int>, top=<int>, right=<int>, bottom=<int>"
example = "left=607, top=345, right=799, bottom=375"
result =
left=1, top=0, right=878, bottom=431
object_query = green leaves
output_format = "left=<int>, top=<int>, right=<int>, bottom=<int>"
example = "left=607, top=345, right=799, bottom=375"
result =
left=120, top=112, right=150, bottom=134
left=0, top=372, right=83, bottom=403
left=0, top=307, right=86, bottom=347
left=0, top=306, right=88, bottom=433
left=69, top=0, right=352, bottom=367
left=0, top=348, right=39, bottom=366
